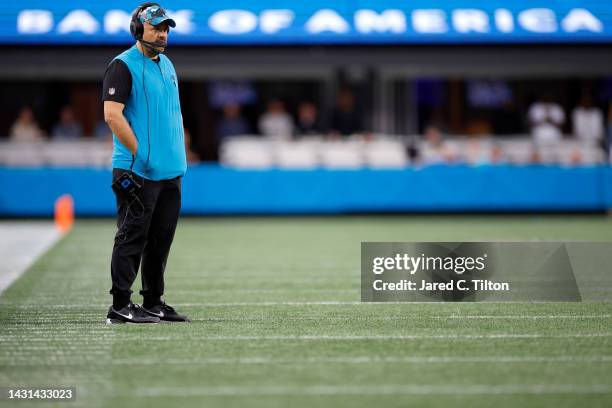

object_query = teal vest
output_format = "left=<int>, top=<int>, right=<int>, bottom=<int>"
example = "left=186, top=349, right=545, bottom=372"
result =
left=111, top=45, right=186, bottom=181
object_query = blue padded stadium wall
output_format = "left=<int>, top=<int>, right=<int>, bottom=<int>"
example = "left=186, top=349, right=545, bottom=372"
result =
left=0, top=164, right=611, bottom=216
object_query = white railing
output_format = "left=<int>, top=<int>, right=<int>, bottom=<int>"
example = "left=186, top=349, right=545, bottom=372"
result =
left=0, top=140, right=113, bottom=167
left=0, top=135, right=607, bottom=168
left=220, top=135, right=607, bottom=169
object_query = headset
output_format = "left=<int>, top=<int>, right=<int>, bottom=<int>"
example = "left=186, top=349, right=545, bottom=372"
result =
left=130, top=2, right=165, bottom=48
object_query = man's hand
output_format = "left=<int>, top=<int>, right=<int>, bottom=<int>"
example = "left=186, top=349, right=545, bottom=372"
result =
left=104, top=101, right=138, bottom=156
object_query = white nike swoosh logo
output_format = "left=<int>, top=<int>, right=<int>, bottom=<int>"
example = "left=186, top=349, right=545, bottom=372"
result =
left=149, top=311, right=164, bottom=317
left=116, top=312, right=132, bottom=319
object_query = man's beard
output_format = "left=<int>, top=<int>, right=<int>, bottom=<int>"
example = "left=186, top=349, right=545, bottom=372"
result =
left=140, top=40, right=167, bottom=57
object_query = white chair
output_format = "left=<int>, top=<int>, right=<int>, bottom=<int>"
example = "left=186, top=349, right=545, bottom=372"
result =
left=320, top=140, right=364, bottom=169
left=220, top=137, right=274, bottom=169
left=0, top=142, right=45, bottom=166
left=275, top=141, right=318, bottom=169
left=501, top=139, right=534, bottom=165
left=364, top=139, right=408, bottom=168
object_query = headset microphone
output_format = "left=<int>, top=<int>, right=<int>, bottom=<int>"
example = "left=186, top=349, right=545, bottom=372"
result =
left=139, top=39, right=167, bottom=55
left=139, top=39, right=165, bottom=47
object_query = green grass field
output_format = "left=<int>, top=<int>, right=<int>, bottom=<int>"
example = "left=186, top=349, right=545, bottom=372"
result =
left=1, top=216, right=612, bottom=408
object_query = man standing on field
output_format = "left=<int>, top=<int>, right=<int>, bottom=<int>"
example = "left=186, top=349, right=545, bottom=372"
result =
left=102, top=2, right=189, bottom=324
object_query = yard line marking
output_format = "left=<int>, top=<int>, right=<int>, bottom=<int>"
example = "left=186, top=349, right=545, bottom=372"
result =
left=133, top=384, right=612, bottom=397
left=200, top=333, right=612, bottom=340
left=0, top=353, right=612, bottom=367
left=7, top=355, right=612, bottom=367
left=15, top=333, right=601, bottom=342
left=194, top=315, right=612, bottom=321
left=5, top=302, right=368, bottom=308
left=2, top=315, right=612, bottom=326
left=444, top=315, right=612, bottom=319
left=9, top=301, right=612, bottom=308
left=5, top=333, right=611, bottom=345
left=4, top=356, right=612, bottom=366
left=107, top=355, right=612, bottom=366
left=0, top=222, right=62, bottom=295
left=171, top=301, right=612, bottom=307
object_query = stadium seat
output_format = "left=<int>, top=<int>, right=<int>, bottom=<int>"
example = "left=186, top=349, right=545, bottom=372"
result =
left=364, top=139, right=408, bottom=168
left=220, top=136, right=274, bottom=169
left=275, top=140, right=319, bottom=169
left=320, top=140, right=364, bottom=169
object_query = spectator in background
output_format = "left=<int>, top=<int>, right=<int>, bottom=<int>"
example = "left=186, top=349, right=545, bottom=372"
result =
left=184, top=128, right=201, bottom=164
left=608, top=102, right=612, bottom=162
left=329, top=89, right=362, bottom=137
left=528, top=95, right=565, bottom=146
left=296, top=101, right=322, bottom=136
left=9, top=106, right=45, bottom=142
left=465, top=134, right=497, bottom=165
left=419, top=126, right=457, bottom=165
left=258, top=99, right=293, bottom=140
left=572, top=94, right=604, bottom=146
left=95, top=119, right=113, bottom=141
left=92, top=107, right=113, bottom=141
left=217, top=103, right=249, bottom=139
left=52, top=106, right=82, bottom=140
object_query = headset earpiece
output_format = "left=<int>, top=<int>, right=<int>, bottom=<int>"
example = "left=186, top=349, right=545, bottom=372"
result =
left=130, top=2, right=162, bottom=41
left=130, top=7, right=144, bottom=40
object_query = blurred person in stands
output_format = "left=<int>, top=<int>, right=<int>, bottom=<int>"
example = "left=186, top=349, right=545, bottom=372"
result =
left=95, top=120, right=113, bottom=141
left=216, top=103, right=249, bottom=139
left=258, top=99, right=293, bottom=140
left=9, top=106, right=44, bottom=142
left=572, top=93, right=604, bottom=147
left=608, top=102, right=612, bottom=162
left=465, top=134, right=497, bottom=165
left=464, top=116, right=492, bottom=136
left=419, top=126, right=457, bottom=165
left=528, top=94, right=565, bottom=146
left=296, top=101, right=323, bottom=136
left=184, top=128, right=201, bottom=164
left=52, top=106, right=82, bottom=140
left=329, top=89, right=362, bottom=138
left=94, top=107, right=113, bottom=141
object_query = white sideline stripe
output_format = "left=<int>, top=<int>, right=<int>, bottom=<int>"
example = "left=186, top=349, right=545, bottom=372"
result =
left=0, top=222, right=62, bottom=295
left=2, top=333, right=611, bottom=344
left=443, top=315, right=612, bottom=319
left=5, top=313, right=612, bottom=319
left=110, top=355, right=612, bottom=366
left=167, top=301, right=608, bottom=307
left=196, top=315, right=612, bottom=321
left=134, top=384, right=612, bottom=397
left=6, top=355, right=612, bottom=367
left=198, top=333, right=612, bottom=340
left=12, top=301, right=367, bottom=307
left=69, top=333, right=612, bottom=341
left=12, top=300, right=612, bottom=308
left=3, top=313, right=612, bottom=321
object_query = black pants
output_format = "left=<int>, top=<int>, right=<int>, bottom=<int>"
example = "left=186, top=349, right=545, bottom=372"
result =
left=110, top=169, right=181, bottom=309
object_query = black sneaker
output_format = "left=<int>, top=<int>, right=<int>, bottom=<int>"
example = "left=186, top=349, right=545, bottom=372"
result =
left=106, top=302, right=161, bottom=324
left=142, top=302, right=190, bottom=322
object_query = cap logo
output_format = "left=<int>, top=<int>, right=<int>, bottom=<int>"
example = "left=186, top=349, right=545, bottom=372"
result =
left=140, top=6, right=164, bottom=23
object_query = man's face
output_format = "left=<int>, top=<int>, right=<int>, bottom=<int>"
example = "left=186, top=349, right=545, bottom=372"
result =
left=142, top=21, right=169, bottom=52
